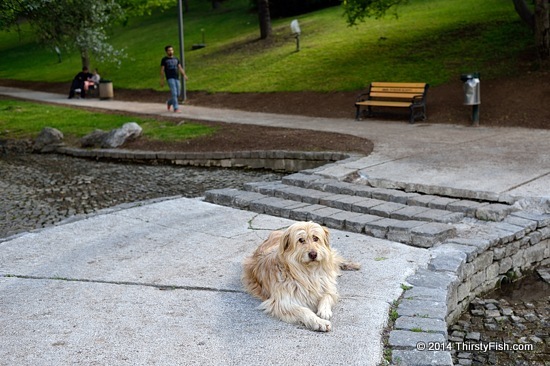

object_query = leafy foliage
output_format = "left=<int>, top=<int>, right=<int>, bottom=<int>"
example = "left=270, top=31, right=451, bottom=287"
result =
left=0, top=0, right=173, bottom=67
left=342, top=0, right=407, bottom=25
left=0, top=0, right=126, bottom=65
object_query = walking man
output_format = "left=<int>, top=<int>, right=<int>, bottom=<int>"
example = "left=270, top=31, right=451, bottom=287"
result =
left=160, top=45, right=188, bottom=112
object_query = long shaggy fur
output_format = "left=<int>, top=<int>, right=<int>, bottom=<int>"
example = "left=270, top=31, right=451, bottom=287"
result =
left=242, top=221, right=359, bottom=332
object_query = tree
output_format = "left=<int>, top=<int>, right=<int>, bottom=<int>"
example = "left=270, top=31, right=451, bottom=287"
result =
left=0, top=0, right=172, bottom=68
left=1, top=0, right=127, bottom=68
left=342, top=0, right=550, bottom=61
left=513, top=0, right=550, bottom=61
left=258, top=0, right=272, bottom=39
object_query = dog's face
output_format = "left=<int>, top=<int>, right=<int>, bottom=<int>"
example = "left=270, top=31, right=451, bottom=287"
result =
left=279, top=222, right=331, bottom=265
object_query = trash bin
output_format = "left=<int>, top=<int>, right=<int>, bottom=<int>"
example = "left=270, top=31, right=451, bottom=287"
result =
left=460, top=72, right=480, bottom=125
left=99, top=79, right=114, bottom=100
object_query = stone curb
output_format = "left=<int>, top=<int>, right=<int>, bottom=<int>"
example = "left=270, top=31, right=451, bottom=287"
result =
left=55, top=146, right=357, bottom=173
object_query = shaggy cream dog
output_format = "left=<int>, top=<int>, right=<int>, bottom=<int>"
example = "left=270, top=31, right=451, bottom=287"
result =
left=242, top=221, right=359, bottom=332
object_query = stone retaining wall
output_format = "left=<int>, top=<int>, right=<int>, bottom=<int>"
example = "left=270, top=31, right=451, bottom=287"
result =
left=56, top=147, right=351, bottom=172
left=433, top=213, right=549, bottom=325
left=391, top=211, right=550, bottom=365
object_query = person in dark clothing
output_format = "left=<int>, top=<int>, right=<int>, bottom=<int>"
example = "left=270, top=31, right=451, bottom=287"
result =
left=68, top=67, right=93, bottom=99
left=160, top=45, right=188, bottom=112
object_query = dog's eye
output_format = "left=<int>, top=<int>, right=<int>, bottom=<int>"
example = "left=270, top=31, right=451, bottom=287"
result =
left=312, top=236, right=319, bottom=242
left=298, top=238, right=305, bottom=244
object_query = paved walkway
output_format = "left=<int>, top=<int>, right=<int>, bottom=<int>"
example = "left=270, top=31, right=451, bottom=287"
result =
left=1, top=87, right=549, bottom=366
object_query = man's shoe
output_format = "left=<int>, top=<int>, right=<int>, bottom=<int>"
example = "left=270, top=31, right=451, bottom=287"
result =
left=167, top=103, right=171, bottom=111
left=174, top=109, right=181, bottom=113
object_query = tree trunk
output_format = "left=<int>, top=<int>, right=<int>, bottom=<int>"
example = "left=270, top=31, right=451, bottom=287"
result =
left=513, top=0, right=535, bottom=29
left=258, top=0, right=271, bottom=39
left=80, top=48, right=90, bottom=70
left=534, top=0, right=550, bottom=61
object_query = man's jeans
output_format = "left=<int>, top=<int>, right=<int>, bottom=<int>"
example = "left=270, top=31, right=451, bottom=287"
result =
left=167, top=78, right=181, bottom=111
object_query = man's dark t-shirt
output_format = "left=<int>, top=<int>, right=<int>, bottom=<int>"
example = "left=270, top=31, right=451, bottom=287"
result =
left=161, top=56, right=181, bottom=80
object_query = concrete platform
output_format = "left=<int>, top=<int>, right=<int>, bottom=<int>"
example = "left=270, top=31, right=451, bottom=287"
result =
left=0, top=198, right=429, bottom=365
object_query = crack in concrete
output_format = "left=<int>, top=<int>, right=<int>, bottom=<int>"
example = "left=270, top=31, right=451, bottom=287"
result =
left=502, top=170, right=550, bottom=194
left=248, top=213, right=289, bottom=232
left=2, top=274, right=244, bottom=294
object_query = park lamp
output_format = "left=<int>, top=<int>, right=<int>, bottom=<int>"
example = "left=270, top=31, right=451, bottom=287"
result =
left=291, top=19, right=301, bottom=52
left=177, top=0, right=187, bottom=101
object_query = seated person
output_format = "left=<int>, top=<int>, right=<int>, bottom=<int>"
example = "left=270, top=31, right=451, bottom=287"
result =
left=85, top=68, right=101, bottom=93
left=68, top=67, right=93, bottom=99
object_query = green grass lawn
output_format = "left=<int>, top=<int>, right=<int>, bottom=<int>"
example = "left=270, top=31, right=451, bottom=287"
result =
left=0, top=99, right=217, bottom=141
left=0, top=0, right=533, bottom=93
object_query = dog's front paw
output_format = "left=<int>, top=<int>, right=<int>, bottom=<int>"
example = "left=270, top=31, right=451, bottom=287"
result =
left=311, top=318, right=332, bottom=332
left=317, top=306, right=333, bottom=320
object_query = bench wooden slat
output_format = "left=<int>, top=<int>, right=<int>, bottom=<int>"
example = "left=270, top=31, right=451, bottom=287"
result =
left=356, top=100, right=412, bottom=107
left=368, top=92, right=424, bottom=99
left=370, top=87, right=426, bottom=94
left=371, top=82, right=427, bottom=88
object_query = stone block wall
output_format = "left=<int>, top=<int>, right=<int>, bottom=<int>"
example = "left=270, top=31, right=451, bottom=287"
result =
left=444, top=216, right=550, bottom=325
left=56, top=147, right=354, bottom=173
left=390, top=210, right=550, bottom=365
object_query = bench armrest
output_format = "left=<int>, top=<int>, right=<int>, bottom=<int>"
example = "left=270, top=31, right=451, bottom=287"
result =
left=412, top=94, right=425, bottom=105
left=355, top=92, right=371, bottom=103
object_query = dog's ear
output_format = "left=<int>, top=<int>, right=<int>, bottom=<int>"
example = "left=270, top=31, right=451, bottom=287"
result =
left=280, top=229, right=292, bottom=252
left=322, top=225, right=331, bottom=248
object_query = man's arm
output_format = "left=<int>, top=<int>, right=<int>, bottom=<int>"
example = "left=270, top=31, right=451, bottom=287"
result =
left=178, top=64, right=188, bottom=80
left=160, top=65, right=165, bottom=87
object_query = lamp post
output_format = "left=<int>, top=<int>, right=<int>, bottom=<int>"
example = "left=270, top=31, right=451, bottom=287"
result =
left=177, top=0, right=187, bottom=102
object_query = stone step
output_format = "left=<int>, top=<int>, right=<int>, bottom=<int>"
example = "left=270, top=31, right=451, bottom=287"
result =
left=203, top=173, right=518, bottom=248
left=281, top=173, right=516, bottom=222
left=243, top=181, right=465, bottom=224
left=204, top=188, right=456, bottom=248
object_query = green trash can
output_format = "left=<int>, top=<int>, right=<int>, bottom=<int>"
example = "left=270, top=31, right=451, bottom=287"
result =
left=99, top=79, right=114, bottom=100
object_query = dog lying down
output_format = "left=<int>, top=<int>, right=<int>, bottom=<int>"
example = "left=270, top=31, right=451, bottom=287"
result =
left=242, top=221, right=360, bottom=332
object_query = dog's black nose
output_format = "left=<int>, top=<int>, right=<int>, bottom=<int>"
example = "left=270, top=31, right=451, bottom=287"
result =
left=308, top=251, right=317, bottom=260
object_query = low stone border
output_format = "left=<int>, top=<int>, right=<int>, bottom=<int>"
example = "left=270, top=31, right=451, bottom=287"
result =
left=56, top=146, right=355, bottom=172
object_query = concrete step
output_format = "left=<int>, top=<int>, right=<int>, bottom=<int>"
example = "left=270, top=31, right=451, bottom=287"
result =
left=203, top=173, right=517, bottom=248
left=243, top=181, right=465, bottom=224
left=281, top=173, right=516, bottom=222
left=204, top=188, right=456, bottom=248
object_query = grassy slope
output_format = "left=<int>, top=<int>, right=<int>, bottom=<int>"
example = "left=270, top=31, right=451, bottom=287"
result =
left=0, top=0, right=533, bottom=93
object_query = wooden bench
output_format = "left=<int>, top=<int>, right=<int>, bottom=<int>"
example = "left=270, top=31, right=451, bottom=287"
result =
left=355, top=82, right=429, bottom=123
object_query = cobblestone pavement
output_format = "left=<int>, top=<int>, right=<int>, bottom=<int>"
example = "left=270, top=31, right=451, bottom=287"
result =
left=0, top=153, right=283, bottom=239
left=450, top=272, right=549, bottom=366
